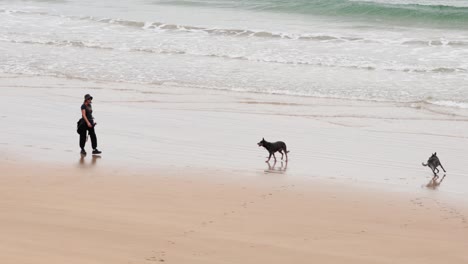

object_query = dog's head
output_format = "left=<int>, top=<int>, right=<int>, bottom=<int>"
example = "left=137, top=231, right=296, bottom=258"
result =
left=257, top=138, right=266, bottom=147
left=432, top=152, right=437, bottom=157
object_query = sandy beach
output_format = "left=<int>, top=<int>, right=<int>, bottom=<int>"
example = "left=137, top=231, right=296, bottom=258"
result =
left=2, top=0, right=468, bottom=262
left=1, top=161, right=468, bottom=264
left=1, top=74, right=468, bottom=263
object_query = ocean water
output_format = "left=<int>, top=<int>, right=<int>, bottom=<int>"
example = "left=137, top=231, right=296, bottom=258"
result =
left=1, top=0, right=468, bottom=107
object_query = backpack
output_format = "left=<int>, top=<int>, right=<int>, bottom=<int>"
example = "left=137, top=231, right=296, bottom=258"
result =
left=77, top=118, right=86, bottom=134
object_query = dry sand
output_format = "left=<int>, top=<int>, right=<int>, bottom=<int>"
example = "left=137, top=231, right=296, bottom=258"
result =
left=1, top=161, right=467, bottom=264
left=1, top=74, right=468, bottom=263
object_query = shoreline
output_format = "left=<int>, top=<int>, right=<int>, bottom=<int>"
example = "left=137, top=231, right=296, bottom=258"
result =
left=0, top=75, right=468, bottom=191
left=1, top=73, right=468, bottom=200
left=4, top=72, right=468, bottom=113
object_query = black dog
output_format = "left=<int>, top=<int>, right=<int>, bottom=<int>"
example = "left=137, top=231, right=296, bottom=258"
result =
left=422, top=152, right=446, bottom=176
left=257, top=138, right=289, bottom=162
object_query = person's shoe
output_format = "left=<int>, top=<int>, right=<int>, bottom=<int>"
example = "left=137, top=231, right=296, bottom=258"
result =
left=92, top=149, right=102, bottom=155
left=80, top=149, right=87, bottom=155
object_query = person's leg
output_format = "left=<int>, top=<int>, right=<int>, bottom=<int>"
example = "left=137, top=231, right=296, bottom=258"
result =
left=79, top=131, right=87, bottom=149
left=88, top=126, right=97, bottom=150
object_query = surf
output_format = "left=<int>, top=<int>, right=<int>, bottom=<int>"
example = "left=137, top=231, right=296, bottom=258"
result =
left=154, top=0, right=468, bottom=27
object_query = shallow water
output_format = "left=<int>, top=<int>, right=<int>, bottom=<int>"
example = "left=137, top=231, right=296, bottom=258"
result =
left=1, top=0, right=468, bottom=107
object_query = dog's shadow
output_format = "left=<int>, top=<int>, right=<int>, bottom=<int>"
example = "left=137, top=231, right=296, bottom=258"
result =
left=425, top=174, right=446, bottom=190
left=264, top=160, right=288, bottom=174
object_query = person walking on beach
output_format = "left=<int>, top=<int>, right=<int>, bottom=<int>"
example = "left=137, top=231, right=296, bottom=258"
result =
left=79, top=94, right=102, bottom=155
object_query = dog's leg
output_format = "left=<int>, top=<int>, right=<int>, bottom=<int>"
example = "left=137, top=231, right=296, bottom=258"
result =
left=279, top=150, right=284, bottom=160
left=267, top=160, right=272, bottom=169
left=439, top=174, right=446, bottom=183
left=266, top=153, right=272, bottom=162
left=285, top=150, right=288, bottom=162
left=439, top=164, right=447, bottom=173
left=431, top=166, right=437, bottom=176
left=272, top=153, right=277, bottom=162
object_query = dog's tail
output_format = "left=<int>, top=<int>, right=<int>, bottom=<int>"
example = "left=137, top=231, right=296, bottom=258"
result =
left=286, top=150, right=290, bottom=153
left=422, top=162, right=428, bottom=167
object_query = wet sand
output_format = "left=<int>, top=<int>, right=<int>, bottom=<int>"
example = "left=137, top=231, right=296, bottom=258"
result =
left=1, top=74, right=468, bottom=263
left=1, top=74, right=468, bottom=196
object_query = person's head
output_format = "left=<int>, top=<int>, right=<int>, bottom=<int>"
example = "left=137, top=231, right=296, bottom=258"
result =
left=84, top=94, right=93, bottom=105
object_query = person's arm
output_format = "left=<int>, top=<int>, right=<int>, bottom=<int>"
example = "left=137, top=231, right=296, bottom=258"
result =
left=82, top=109, right=92, bottom=127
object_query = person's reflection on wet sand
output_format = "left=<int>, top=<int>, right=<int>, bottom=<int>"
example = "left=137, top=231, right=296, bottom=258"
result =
left=425, top=174, right=446, bottom=190
left=78, top=155, right=101, bottom=168
left=265, top=160, right=288, bottom=173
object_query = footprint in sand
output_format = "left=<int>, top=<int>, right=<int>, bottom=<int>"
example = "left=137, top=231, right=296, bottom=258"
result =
left=145, top=256, right=158, bottom=262
left=146, top=251, right=166, bottom=262
left=164, top=184, right=298, bottom=260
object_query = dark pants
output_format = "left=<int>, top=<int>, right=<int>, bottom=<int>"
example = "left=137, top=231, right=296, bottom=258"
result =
left=79, top=125, right=97, bottom=150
